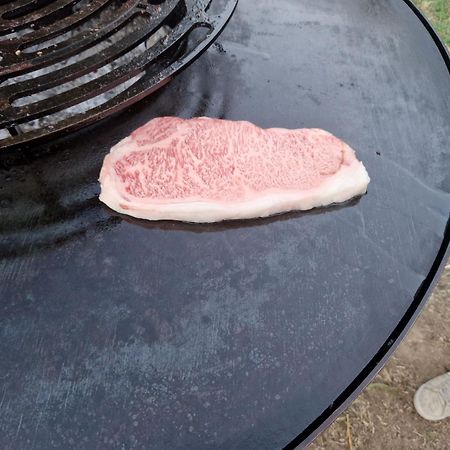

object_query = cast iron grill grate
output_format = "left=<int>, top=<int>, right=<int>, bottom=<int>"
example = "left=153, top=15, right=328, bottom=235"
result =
left=0, top=0, right=237, bottom=150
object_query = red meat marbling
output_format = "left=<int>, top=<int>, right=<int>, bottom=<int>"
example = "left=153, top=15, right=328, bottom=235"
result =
left=99, top=117, right=370, bottom=222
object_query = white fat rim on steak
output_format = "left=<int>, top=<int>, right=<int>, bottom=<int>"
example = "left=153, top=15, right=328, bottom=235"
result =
left=99, top=134, right=370, bottom=223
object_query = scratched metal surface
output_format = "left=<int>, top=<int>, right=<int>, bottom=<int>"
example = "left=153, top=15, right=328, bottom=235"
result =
left=0, top=0, right=449, bottom=448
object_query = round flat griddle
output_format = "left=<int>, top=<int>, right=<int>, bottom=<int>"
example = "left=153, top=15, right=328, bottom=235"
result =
left=0, top=0, right=449, bottom=448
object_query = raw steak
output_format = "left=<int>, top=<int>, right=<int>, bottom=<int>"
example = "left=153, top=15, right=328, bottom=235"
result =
left=99, top=117, right=370, bottom=222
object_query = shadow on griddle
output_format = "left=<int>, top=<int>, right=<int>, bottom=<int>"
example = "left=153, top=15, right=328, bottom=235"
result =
left=0, top=126, right=118, bottom=259
left=109, top=196, right=363, bottom=233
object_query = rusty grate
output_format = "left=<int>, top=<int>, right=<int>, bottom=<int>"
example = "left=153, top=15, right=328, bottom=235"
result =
left=0, top=0, right=238, bottom=150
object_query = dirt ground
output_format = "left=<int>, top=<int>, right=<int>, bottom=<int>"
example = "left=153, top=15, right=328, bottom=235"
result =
left=309, top=260, right=450, bottom=450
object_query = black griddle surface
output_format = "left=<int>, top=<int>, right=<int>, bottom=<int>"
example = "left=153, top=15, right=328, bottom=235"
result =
left=0, top=0, right=449, bottom=449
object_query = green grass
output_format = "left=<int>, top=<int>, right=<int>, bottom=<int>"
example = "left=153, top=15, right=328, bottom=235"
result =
left=414, top=0, right=450, bottom=47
